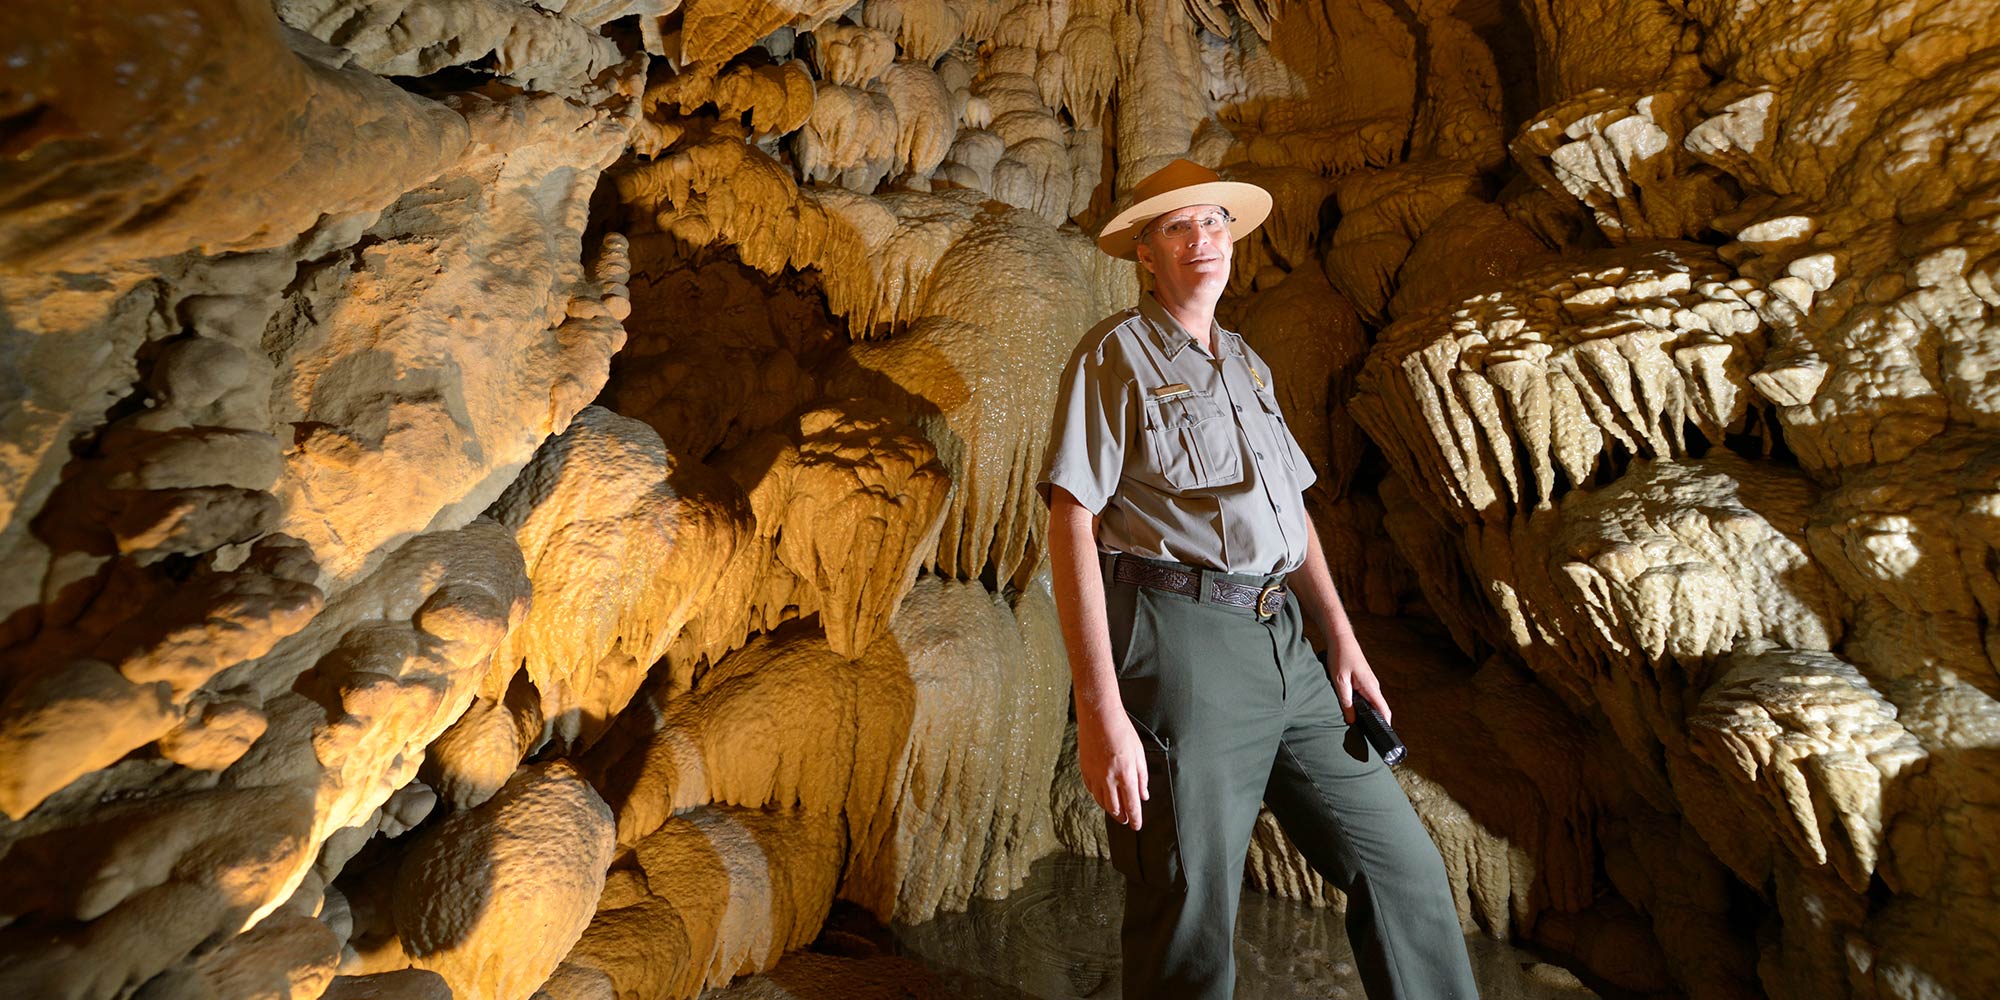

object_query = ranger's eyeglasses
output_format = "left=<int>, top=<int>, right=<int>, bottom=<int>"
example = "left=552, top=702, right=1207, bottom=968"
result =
left=1143, top=210, right=1236, bottom=243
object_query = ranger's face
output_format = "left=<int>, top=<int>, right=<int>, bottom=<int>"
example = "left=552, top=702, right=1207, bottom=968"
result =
left=1135, top=204, right=1233, bottom=303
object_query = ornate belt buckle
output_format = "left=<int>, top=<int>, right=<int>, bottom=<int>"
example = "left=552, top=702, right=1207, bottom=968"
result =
left=1256, top=583, right=1284, bottom=618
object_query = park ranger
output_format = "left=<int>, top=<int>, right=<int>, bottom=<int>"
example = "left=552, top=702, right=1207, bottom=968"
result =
left=1037, top=159, right=1480, bottom=999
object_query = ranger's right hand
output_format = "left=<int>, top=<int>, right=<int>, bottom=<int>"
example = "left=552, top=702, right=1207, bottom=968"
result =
left=1077, top=707, right=1149, bottom=830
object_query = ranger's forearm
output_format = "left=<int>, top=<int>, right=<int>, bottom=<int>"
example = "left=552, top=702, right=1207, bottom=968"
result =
left=1047, top=488, right=1122, bottom=722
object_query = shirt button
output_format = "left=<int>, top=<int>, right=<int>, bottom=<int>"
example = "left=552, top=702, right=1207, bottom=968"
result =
left=1255, top=451, right=1265, bottom=459
left=1235, top=404, right=1243, bottom=412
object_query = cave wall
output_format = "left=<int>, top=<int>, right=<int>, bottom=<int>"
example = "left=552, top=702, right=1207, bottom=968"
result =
left=1, top=0, right=1996, bottom=998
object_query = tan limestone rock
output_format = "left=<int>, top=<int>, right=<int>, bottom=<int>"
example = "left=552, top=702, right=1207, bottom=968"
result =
left=599, top=577, right=1067, bottom=935
left=1208, top=0, right=1416, bottom=175
left=274, top=0, right=628, bottom=90
left=1322, top=163, right=1487, bottom=324
left=393, top=763, right=615, bottom=1000
left=418, top=674, right=544, bottom=811
left=0, top=534, right=324, bottom=820
left=323, top=969, right=453, bottom=1000
left=268, top=89, right=639, bottom=587
left=601, top=240, right=838, bottom=459
left=1354, top=244, right=1767, bottom=523
left=0, top=660, right=179, bottom=820
left=1512, top=90, right=1740, bottom=244
left=1807, top=432, right=2000, bottom=688
left=1515, top=0, right=1702, bottom=102
left=0, top=0, right=469, bottom=274
left=539, top=805, right=845, bottom=1000
left=157, top=697, right=271, bottom=773
left=806, top=23, right=898, bottom=87
left=664, top=400, right=950, bottom=672
left=713, top=60, right=818, bottom=138
left=187, top=911, right=343, bottom=1000
left=1387, top=198, right=1557, bottom=320
left=826, top=210, right=1121, bottom=590
left=488, top=406, right=751, bottom=748
left=0, top=519, right=537, bottom=999
left=14, top=0, right=2000, bottom=997
left=1690, top=644, right=1923, bottom=891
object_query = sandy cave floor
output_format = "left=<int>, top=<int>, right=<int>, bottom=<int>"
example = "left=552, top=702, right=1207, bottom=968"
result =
left=701, top=853, right=1604, bottom=1000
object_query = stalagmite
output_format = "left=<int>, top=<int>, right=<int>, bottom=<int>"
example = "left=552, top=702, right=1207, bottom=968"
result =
left=539, top=805, right=845, bottom=1000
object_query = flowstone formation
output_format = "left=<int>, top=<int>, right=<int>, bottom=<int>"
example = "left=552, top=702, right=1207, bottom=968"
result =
left=1, top=0, right=1996, bottom=999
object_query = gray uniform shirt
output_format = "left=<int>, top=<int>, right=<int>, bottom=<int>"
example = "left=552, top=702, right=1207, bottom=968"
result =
left=1037, top=294, right=1316, bottom=575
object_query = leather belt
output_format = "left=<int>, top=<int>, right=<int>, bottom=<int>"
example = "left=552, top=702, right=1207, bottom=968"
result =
left=1110, top=554, right=1288, bottom=618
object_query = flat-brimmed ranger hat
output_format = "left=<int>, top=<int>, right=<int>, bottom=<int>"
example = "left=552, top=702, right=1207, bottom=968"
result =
left=1095, top=158, right=1273, bottom=260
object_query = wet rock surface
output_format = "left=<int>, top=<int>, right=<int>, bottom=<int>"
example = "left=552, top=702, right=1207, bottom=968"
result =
left=705, top=853, right=1599, bottom=1000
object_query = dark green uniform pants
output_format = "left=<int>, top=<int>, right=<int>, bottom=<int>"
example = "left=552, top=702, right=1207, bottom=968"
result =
left=1102, top=554, right=1479, bottom=1000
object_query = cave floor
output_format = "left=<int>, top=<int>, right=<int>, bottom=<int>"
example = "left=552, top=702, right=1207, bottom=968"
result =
left=701, top=853, right=1603, bottom=1000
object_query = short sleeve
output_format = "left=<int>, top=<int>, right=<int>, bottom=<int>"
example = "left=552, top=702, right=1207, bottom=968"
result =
left=1037, top=340, right=1131, bottom=513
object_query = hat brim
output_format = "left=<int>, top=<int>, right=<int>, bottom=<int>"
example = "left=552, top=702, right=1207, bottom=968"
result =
left=1094, top=180, right=1273, bottom=260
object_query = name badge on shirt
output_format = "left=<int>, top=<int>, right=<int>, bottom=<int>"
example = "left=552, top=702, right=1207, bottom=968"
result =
left=1150, top=382, right=1193, bottom=401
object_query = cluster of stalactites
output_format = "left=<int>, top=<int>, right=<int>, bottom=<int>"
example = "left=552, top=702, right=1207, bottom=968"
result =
left=625, top=0, right=1127, bottom=230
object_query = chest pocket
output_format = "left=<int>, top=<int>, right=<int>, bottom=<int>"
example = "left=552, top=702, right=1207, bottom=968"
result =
left=1143, top=388, right=1244, bottom=491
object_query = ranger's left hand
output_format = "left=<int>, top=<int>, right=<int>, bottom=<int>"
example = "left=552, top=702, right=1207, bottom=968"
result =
left=1324, top=633, right=1390, bottom=726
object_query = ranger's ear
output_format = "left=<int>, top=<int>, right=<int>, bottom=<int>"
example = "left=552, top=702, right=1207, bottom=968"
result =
left=1134, top=239, right=1156, bottom=274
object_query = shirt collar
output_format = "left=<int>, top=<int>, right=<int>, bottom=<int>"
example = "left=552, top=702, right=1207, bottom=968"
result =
left=1137, top=293, right=1235, bottom=360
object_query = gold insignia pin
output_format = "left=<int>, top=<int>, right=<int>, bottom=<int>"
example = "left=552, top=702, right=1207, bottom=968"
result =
left=1250, top=366, right=1265, bottom=389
